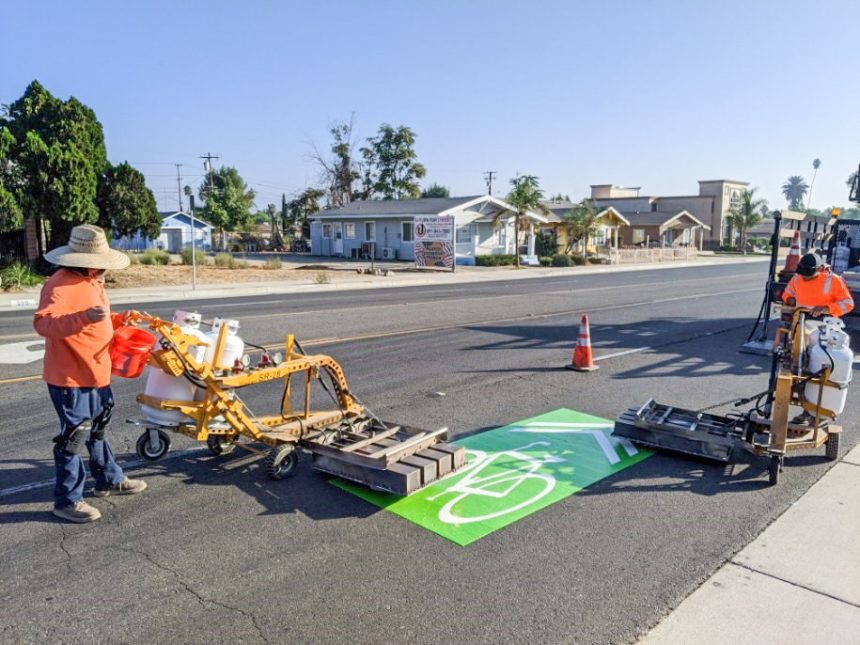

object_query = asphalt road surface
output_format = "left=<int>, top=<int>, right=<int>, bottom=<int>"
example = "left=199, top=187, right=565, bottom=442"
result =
left=1, top=263, right=856, bottom=644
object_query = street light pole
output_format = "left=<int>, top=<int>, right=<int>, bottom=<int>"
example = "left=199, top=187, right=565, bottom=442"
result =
left=189, top=194, right=197, bottom=290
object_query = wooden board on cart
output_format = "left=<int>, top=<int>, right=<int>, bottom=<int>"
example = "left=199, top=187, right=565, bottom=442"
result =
left=308, top=420, right=466, bottom=494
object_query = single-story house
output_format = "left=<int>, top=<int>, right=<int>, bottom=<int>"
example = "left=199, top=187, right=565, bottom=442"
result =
left=541, top=201, right=630, bottom=253
left=618, top=210, right=710, bottom=248
left=112, top=211, right=213, bottom=253
left=310, top=195, right=548, bottom=264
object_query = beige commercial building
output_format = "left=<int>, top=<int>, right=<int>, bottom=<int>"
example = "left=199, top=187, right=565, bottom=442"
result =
left=589, top=179, right=749, bottom=249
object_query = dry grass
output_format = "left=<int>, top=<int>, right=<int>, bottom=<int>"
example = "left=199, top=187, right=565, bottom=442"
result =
left=103, top=264, right=375, bottom=289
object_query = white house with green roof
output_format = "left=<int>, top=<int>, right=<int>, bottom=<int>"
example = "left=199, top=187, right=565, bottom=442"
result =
left=309, top=195, right=548, bottom=264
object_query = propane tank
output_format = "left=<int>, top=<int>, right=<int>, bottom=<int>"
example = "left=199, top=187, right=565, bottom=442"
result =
left=831, top=242, right=850, bottom=275
left=202, top=317, right=244, bottom=369
left=804, top=317, right=853, bottom=416
left=141, top=310, right=208, bottom=424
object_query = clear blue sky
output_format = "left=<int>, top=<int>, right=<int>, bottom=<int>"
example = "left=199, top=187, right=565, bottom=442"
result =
left=3, top=0, right=858, bottom=213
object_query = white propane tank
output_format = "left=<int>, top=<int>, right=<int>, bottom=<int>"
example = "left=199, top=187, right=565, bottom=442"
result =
left=831, top=243, right=850, bottom=275
left=141, top=310, right=209, bottom=424
left=804, top=317, right=853, bottom=416
left=203, top=317, right=244, bottom=370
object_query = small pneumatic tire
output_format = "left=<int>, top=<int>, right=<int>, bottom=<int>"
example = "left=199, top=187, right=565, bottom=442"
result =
left=825, top=433, right=840, bottom=461
left=265, top=444, right=299, bottom=480
left=136, top=429, right=171, bottom=461
left=206, top=435, right=236, bottom=456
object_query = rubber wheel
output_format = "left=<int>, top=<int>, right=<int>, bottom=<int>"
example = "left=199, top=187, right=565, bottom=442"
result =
left=206, top=435, right=236, bottom=456
left=136, top=429, right=171, bottom=461
left=265, top=444, right=299, bottom=480
left=768, top=455, right=781, bottom=486
left=825, top=432, right=840, bottom=461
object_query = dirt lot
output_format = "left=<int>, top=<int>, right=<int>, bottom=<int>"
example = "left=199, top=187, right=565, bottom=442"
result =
left=104, top=263, right=373, bottom=289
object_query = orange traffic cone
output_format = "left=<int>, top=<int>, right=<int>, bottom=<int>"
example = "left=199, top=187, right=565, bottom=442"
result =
left=566, top=313, right=599, bottom=372
left=783, top=230, right=801, bottom=274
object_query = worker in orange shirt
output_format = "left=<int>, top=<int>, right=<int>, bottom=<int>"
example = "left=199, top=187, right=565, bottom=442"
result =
left=782, top=252, right=854, bottom=318
left=34, top=225, right=147, bottom=524
left=781, top=252, right=854, bottom=426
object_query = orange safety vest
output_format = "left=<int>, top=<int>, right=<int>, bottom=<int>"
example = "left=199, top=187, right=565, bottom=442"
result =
left=781, top=269, right=855, bottom=317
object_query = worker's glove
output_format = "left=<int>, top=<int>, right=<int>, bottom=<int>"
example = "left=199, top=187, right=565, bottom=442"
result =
left=110, top=310, right=140, bottom=329
left=811, top=306, right=829, bottom=318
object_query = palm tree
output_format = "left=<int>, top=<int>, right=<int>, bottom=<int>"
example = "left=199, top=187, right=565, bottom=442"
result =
left=563, top=200, right=602, bottom=258
left=806, top=159, right=821, bottom=209
left=729, top=188, right=766, bottom=253
left=781, top=175, right=809, bottom=211
left=506, top=175, right=546, bottom=267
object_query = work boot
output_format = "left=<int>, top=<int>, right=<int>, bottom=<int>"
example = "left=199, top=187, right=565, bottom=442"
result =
left=790, top=411, right=814, bottom=427
left=53, top=500, right=102, bottom=524
left=93, top=477, right=147, bottom=498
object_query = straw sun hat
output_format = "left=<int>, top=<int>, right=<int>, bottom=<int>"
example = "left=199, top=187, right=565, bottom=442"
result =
left=44, top=224, right=131, bottom=271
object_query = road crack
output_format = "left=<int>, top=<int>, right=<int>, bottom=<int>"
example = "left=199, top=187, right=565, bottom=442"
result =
left=117, top=547, right=271, bottom=644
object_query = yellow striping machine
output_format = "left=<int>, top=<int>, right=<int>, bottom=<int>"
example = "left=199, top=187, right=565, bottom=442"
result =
left=613, top=307, right=852, bottom=484
left=121, top=311, right=464, bottom=495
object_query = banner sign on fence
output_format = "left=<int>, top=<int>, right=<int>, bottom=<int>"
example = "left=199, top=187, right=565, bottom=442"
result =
left=333, top=408, right=652, bottom=546
left=414, top=216, right=455, bottom=269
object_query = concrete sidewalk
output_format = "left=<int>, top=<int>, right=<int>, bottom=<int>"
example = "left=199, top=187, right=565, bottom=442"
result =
left=0, top=255, right=769, bottom=310
left=640, top=444, right=860, bottom=644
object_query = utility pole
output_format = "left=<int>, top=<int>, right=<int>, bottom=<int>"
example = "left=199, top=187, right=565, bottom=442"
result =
left=175, top=164, right=184, bottom=213
left=484, top=171, right=497, bottom=196
left=187, top=191, right=197, bottom=291
left=200, top=152, right=220, bottom=247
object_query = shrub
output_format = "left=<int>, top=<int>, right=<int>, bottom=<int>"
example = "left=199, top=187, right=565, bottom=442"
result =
left=1, top=263, right=45, bottom=291
left=314, top=271, right=331, bottom=284
left=551, top=254, right=573, bottom=267
left=128, top=254, right=141, bottom=265
left=475, top=254, right=517, bottom=267
left=539, top=256, right=553, bottom=266
left=214, top=253, right=234, bottom=268
left=263, top=258, right=282, bottom=270
left=139, top=249, right=169, bottom=265
left=571, top=254, right=587, bottom=266
left=180, top=248, right=206, bottom=266
left=535, top=231, right=558, bottom=257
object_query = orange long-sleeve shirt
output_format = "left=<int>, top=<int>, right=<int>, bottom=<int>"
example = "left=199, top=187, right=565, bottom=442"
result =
left=33, top=269, right=115, bottom=388
left=781, top=269, right=855, bottom=317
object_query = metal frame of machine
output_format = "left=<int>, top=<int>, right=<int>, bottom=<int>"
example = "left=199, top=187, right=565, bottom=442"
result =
left=125, top=313, right=464, bottom=494
left=614, top=306, right=845, bottom=485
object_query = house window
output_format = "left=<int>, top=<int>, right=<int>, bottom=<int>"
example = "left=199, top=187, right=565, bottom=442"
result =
left=401, top=221, right=413, bottom=242
left=322, top=223, right=332, bottom=238
left=632, top=228, right=645, bottom=244
left=594, top=227, right=607, bottom=245
left=456, top=225, right=474, bottom=244
left=364, top=221, right=376, bottom=242
left=344, top=223, right=355, bottom=239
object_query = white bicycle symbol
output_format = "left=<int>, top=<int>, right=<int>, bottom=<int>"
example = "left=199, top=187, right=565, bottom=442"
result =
left=427, top=441, right=565, bottom=524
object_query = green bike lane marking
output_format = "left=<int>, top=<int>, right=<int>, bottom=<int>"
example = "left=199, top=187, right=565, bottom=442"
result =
left=333, top=408, right=652, bottom=546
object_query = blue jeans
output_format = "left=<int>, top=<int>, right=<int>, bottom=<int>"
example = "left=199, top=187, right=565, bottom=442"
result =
left=48, top=385, right=125, bottom=509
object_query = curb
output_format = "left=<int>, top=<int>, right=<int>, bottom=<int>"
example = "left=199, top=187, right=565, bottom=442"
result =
left=1, top=256, right=769, bottom=311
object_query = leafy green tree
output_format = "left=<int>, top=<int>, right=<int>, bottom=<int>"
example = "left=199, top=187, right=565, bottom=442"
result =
left=563, top=200, right=602, bottom=256
left=728, top=188, right=766, bottom=252
left=199, top=165, right=256, bottom=250
left=781, top=175, right=809, bottom=211
left=506, top=175, right=546, bottom=268
left=0, top=126, right=23, bottom=231
left=287, top=187, right=324, bottom=224
left=3, top=81, right=108, bottom=252
left=359, top=124, right=426, bottom=200
left=420, top=183, right=451, bottom=198
left=548, top=193, right=571, bottom=202
left=97, top=162, right=160, bottom=239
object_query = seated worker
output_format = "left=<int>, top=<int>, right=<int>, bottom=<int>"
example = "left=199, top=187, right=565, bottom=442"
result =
left=782, top=252, right=854, bottom=318
left=781, top=252, right=854, bottom=426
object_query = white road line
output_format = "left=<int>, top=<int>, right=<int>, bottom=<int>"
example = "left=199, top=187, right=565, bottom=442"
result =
left=0, top=447, right=207, bottom=499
